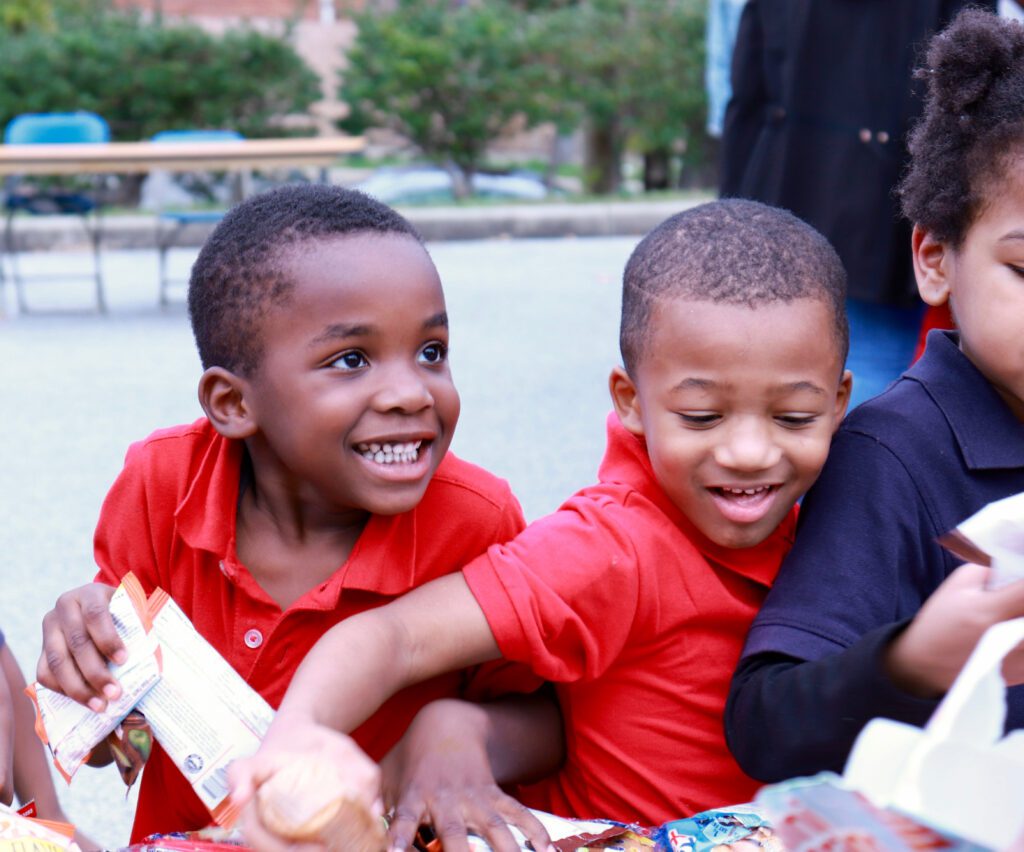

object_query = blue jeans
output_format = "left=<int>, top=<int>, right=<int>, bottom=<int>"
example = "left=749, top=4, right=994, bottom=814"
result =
left=845, top=297, right=925, bottom=411
left=705, top=0, right=748, bottom=137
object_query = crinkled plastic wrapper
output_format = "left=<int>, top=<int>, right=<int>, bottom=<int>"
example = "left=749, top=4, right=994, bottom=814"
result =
left=0, top=802, right=80, bottom=852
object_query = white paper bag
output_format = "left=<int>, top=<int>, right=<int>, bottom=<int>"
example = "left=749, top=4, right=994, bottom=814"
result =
left=844, top=617, right=1024, bottom=849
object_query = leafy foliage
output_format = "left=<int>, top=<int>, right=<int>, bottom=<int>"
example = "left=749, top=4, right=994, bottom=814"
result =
left=540, top=0, right=708, bottom=193
left=339, top=0, right=554, bottom=194
left=0, top=5, right=321, bottom=141
left=340, top=0, right=708, bottom=195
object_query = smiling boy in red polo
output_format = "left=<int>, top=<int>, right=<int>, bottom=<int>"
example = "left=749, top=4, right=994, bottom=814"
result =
left=34, top=185, right=543, bottom=843
left=230, top=199, right=854, bottom=841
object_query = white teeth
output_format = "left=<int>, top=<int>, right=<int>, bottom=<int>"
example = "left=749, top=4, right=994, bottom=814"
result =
left=357, top=440, right=424, bottom=465
left=722, top=485, right=770, bottom=495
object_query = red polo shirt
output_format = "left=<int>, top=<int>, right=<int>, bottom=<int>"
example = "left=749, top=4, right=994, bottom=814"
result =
left=463, top=414, right=796, bottom=825
left=93, top=418, right=534, bottom=842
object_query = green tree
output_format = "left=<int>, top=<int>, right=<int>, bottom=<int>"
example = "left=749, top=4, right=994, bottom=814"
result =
left=540, top=0, right=708, bottom=194
left=339, top=0, right=553, bottom=197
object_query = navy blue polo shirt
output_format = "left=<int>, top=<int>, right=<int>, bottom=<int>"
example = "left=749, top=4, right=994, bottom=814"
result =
left=726, top=330, right=1024, bottom=782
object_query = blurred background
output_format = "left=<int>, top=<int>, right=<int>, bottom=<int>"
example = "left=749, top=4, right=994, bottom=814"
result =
left=0, top=0, right=716, bottom=204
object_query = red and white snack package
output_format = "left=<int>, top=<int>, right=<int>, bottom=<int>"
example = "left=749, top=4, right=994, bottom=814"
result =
left=0, top=801, right=80, bottom=851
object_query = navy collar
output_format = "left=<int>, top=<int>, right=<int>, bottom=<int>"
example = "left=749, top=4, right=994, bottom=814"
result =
left=905, top=330, right=1024, bottom=470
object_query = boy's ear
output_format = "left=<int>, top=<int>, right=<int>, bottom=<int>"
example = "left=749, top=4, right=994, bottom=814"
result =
left=609, top=366, right=646, bottom=437
left=832, top=369, right=853, bottom=430
left=197, top=367, right=257, bottom=439
left=911, top=224, right=952, bottom=307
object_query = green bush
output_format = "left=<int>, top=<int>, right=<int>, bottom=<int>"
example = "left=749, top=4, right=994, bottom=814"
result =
left=339, top=0, right=554, bottom=196
left=0, top=8, right=321, bottom=140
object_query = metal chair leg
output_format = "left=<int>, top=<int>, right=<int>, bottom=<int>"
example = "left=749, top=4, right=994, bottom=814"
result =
left=5, top=210, right=29, bottom=315
left=85, top=209, right=106, bottom=314
left=157, top=220, right=185, bottom=308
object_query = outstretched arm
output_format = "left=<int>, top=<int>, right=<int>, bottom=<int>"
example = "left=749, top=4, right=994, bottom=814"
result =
left=230, top=573, right=505, bottom=852
left=278, top=572, right=500, bottom=733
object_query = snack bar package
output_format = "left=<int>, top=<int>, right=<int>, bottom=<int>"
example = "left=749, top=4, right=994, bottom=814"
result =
left=658, top=808, right=777, bottom=852
left=754, top=774, right=986, bottom=851
left=0, top=801, right=80, bottom=852
left=26, top=573, right=162, bottom=780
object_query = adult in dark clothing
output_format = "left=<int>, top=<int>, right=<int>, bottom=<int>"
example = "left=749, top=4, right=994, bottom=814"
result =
left=720, top=0, right=994, bottom=408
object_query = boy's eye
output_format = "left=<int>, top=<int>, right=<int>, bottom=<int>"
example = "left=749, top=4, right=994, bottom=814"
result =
left=679, top=412, right=721, bottom=427
left=1009, top=264, right=1024, bottom=278
left=418, top=342, right=448, bottom=365
left=775, top=414, right=818, bottom=428
left=329, top=350, right=368, bottom=371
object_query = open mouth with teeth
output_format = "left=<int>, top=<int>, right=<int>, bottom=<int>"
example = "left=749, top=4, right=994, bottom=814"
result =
left=709, top=483, right=781, bottom=525
left=356, top=440, right=423, bottom=465
left=713, top=484, right=776, bottom=502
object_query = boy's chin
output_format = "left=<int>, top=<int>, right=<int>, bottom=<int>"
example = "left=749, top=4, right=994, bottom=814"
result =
left=361, top=486, right=432, bottom=517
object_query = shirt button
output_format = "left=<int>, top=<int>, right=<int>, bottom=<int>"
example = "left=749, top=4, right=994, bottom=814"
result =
left=859, top=128, right=872, bottom=143
left=244, top=629, right=263, bottom=649
left=876, top=130, right=890, bottom=144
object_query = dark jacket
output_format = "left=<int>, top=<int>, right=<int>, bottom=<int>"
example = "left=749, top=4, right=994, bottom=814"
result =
left=720, top=0, right=995, bottom=306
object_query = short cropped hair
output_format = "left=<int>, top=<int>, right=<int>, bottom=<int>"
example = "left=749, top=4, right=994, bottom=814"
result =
left=620, top=199, right=848, bottom=375
left=188, top=183, right=422, bottom=376
left=899, top=8, right=1024, bottom=247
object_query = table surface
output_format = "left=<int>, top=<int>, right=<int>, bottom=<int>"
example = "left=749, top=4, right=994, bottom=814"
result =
left=0, top=136, right=365, bottom=175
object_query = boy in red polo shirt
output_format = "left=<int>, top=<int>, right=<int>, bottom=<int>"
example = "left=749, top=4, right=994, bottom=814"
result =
left=231, top=199, right=854, bottom=845
left=34, top=185, right=549, bottom=844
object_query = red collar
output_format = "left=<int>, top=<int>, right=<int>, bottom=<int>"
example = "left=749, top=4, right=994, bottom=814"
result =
left=598, top=413, right=795, bottom=588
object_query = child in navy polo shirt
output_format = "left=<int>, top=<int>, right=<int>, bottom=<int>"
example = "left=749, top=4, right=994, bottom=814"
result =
left=229, top=198, right=854, bottom=848
left=33, top=185, right=551, bottom=845
left=726, top=7, right=1024, bottom=782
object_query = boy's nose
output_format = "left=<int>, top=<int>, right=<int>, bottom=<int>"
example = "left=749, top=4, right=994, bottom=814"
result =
left=371, top=365, right=434, bottom=413
left=713, top=420, right=783, bottom=471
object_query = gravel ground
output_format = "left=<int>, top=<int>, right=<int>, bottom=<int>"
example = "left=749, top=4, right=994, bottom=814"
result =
left=0, top=235, right=636, bottom=848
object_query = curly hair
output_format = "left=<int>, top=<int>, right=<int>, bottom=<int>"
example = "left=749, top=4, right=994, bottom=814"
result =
left=619, top=199, right=848, bottom=375
left=899, top=8, right=1024, bottom=246
left=188, top=183, right=422, bottom=376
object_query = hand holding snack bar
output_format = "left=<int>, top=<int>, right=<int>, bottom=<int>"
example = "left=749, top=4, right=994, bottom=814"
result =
left=229, top=712, right=385, bottom=852
left=885, top=562, right=1024, bottom=697
left=37, top=582, right=126, bottom=714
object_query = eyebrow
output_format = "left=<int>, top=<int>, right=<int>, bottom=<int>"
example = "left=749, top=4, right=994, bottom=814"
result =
left=671, top=377, right=827, bottom=396
left=424, top=311, right=449, bottom=330
left=998, top=230, right=1024, bottom=243
left=310, top=312, right=449, bottom=347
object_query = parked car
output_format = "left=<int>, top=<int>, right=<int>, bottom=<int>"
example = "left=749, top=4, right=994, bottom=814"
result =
left=353, top=166, right=548, bottom=204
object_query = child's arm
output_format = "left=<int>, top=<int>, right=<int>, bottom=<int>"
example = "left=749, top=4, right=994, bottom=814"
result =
left=277, top=572, right=500, bottom=733
left=230, top=573, right=504, bottom=845
left=1, top=642, right=99, bottom=848
left=727, top=563, right=1024, bottom=781
left=3, top=642, right=62, bottom=815
left=382, top=693, right=563, bottom=852
left=0, top=646, right=13, bottom=806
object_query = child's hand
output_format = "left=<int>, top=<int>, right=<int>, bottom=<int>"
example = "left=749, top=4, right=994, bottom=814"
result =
left=885, top=563, right=1024, bottom=697
left=36, top=583, right=125, bottom=713
left=229, top=715, right=383, bottom=852
left=381, top=702, right=553, bottom=852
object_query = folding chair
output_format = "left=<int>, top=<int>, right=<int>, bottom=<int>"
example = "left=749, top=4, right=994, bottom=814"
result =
left=150, top=129, right=243, bottom=307
left=2, top=112, right=110, bottom=313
